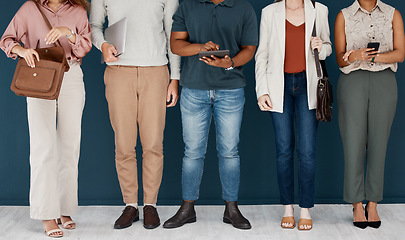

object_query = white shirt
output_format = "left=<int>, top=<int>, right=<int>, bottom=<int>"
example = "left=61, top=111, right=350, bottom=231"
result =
left=255, top=0, right=332, bottom=113
left=90, top=0, right=181, bottom=80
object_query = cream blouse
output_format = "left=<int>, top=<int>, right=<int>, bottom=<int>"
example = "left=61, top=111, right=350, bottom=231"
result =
left=340, top=0, right=397, bottom=74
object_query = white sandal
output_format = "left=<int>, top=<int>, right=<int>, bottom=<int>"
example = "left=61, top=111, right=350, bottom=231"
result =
left=62, top=220, right=76, bottom=230
left=45, top=228, right=63, bottom=238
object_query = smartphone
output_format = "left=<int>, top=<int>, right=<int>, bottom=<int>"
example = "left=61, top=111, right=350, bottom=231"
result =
left=367, top=42, right=380, bottom=55
left=166, top=95, right=173, bottom=106
left=198, top=50, right=230, bottom=59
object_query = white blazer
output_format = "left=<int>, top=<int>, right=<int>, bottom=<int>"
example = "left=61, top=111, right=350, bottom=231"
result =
left=255, top=0, right=332, bottom=113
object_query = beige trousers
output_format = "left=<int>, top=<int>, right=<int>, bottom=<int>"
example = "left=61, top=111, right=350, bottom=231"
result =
left=104, top=65, right=169, bottom=204
left=28, top=62, right=85, bottom=220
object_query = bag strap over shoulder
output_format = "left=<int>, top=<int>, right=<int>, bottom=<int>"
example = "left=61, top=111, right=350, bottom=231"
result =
left=311, top=0, right=323, bottom=80
left=31, top=0, right=61, bottom=48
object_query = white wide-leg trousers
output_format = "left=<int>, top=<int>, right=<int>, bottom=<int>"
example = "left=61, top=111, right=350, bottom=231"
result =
left=27, top=62, right=85, bottom=220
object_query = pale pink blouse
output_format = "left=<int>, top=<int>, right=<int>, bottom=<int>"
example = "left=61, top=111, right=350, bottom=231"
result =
left=0, top=0, right=91, bottom=64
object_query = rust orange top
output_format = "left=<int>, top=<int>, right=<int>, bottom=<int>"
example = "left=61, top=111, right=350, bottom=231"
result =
left=284, top=20, right=306, bottom=74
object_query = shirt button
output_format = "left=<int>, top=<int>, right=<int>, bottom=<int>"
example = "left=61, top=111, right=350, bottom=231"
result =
left=371, top=25, right=373, bottom=27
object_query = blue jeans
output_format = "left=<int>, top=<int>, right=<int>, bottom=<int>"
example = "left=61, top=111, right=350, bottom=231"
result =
left=270, top=72, right=318, bottom=208
left=180, top=87, right=245, bottom=202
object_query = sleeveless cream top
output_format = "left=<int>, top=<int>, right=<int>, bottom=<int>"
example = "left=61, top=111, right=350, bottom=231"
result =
left=340, top=0, right=397, bottom=74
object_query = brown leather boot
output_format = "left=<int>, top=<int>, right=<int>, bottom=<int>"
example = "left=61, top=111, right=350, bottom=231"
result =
left=114, top=206, right=139, bottom=229
left=223, top=201, right=251, bottom=230
left=163, top=201, right=196, bottom=229
left=143, top=205, right=160, bottom=229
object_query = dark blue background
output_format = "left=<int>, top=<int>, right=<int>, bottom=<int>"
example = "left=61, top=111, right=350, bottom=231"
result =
left=0, top=0, right=404, bottom=206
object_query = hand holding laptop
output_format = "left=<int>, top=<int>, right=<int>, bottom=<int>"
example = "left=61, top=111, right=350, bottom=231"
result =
left=101, top=42, right=119, bottom=63
left=101, top=17, right=127, bottom=63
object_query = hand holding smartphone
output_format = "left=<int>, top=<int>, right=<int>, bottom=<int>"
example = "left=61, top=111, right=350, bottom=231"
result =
left=367, top=42, right=380, bottom=55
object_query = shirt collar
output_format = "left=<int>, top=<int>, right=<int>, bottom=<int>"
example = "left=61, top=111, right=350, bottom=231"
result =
left=41, top=0, right=73, bottom=6
left=352, top=0, right=384, bottom=16
left=199, top=0, right=235, bottom=8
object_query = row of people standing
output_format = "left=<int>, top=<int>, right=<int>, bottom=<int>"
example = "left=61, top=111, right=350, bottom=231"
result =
left=0, top=0, right=404, bottom=237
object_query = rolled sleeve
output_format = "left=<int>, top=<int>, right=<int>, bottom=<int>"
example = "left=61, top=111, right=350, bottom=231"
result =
left=0, top=10, right=26, bottom=59
left=70, top=10, right=92, bottom=58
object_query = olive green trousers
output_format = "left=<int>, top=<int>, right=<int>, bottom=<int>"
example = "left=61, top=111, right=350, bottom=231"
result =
left=338, top=69, right=397, bottom=203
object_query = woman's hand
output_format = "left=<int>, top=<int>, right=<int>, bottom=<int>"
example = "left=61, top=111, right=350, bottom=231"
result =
left=12, top=46, right=39, bottom=68
left=350, top=48, right=379, bottom=62
left=258, top=94, right=273, bottom=111
left=166, top=80, right=179, bottom=107
left=45, top=27, right=72, bottom=45
left=200, top=55, right=233, bottom=69
left=311, top=37, right=323, bottom=52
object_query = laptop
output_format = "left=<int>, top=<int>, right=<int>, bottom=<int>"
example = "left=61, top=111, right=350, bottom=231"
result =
left=104, top=17, right=127, bottom=60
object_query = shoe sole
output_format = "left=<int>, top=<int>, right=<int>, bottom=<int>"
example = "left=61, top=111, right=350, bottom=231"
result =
left=114, top=216, right=140, bottom=229
left=143, top=223, right=161, bottom=230
left=223, top=217, right=251, bottom=230
left=163, top=217, right=196, bottom=229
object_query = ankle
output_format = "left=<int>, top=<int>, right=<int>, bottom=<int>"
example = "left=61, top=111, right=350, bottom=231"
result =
left=353, top=202, right=364, bottom=209
left=367, top=201, right=377, bottom=210
left=283, top=204, right=294, bottom=217
left=300, top=208, right=311, bottom=219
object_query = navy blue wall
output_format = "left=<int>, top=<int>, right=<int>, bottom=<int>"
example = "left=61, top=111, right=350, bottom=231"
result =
left=0, top=0, right=404, bottom=206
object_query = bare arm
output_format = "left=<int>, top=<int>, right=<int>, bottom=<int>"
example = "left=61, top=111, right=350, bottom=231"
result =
left=170, top=31, right=218, bottom=56
left=374, top=10, right=405, bottom=64
left=335, top=11, right=349, bottom=68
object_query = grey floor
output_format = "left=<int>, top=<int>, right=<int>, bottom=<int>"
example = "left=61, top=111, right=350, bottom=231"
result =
left=0, top=204, right=404, bottom=240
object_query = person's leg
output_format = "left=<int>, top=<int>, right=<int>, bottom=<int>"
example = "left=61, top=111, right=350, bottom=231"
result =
left=294, top=72, right=318, bottom=230
left=56, top=63, right=86, bottom=229
left=137, top=66, right=169, bottom=205
left=27, top=97, right=62, bottom=236
left=213, top=88, right=244, bottom=202
left=163, top=87, right=212, bottom=229
left=366, top=69, right=397, bottom=224
left=137, top=65, right=169, bottom=229
left=105, top=66, right=140, bottom=228
left=181, top=87, right=212, bottom=201
left=337, top=70, right=369, bottom=225
left=213, top=88, right=250, bottom=230
left=271, top=73, right=295, bottom=228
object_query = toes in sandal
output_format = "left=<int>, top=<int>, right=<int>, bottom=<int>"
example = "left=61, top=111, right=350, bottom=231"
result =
left=281, top=216, right=296, bottom=229
left=62, top=221, right=76, bottom=230
left=45, top=229, right=63, bottom=238
left=298, top=218, right=313, bottom=231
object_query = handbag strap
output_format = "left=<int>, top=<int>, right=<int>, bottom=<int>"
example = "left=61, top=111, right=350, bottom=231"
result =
left=32, top=0, right=61, bottom=48
left=311, top=0, right=323, bottom=80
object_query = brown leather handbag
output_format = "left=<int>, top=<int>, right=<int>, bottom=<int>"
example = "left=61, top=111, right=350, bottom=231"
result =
left=311, top=1, right=333, bottom=122
left=10, top=0, right=69, bottom=100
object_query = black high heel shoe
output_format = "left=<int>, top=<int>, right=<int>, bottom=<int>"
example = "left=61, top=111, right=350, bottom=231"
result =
left=365, top=202, right=381, bottom=229
left=353, top=207, right=368, bottom=229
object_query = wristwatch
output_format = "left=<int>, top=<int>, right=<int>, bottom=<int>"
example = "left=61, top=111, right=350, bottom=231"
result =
left=67, top=28, right=75, bottom=39
left=225, top=59, right=235, bottom=71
